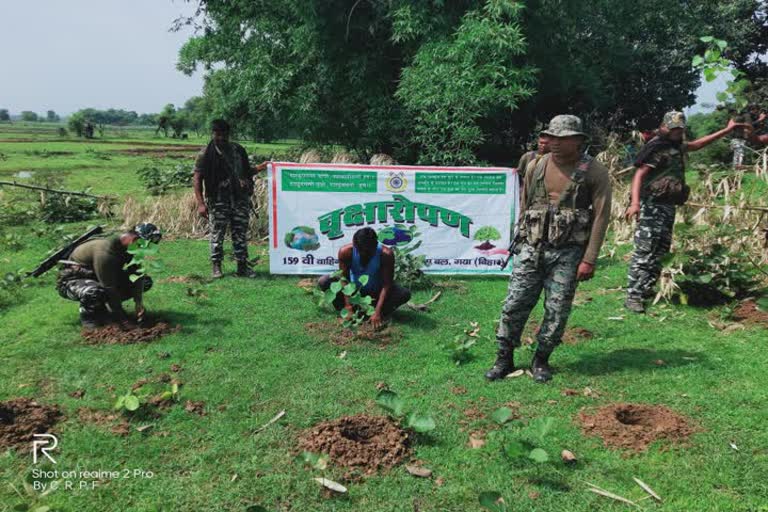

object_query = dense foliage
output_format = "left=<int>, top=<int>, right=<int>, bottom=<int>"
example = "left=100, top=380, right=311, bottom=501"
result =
left=177, top=0, right=766, bottom=163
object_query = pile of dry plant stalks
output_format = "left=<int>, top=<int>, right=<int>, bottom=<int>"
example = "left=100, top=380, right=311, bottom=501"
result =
left=121, top=149, right=365, bottom=240
left=596, top=132, right=768, bottom=301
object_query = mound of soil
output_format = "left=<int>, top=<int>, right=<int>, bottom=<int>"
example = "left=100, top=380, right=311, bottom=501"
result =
left=732, top=300, right=768, bottom=328
left=578, top=403, right=696, bottom=452
left=563, top=327, right=594, bottom=345
left=305, top=321, right=401, bottom=347
left=0, top=398, right=62, bottom=449
left=82, top=321, right=181, bottom=345
left=299, top=414, right=410, bottom=475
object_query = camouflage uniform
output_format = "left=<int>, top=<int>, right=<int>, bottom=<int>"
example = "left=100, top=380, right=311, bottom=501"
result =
left=626, top=112, right=688, bottom=303
left=195, top=142, right=254, bottom=263
left=489, top=115, right=612, bottom=383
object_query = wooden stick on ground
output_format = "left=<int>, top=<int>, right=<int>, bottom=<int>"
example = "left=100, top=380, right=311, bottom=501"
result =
left=684, top=201, right=768, bottom=213
left=253, top=410, right=285, bottom=434
left=406, top=291, right=442, bottom=312
left=0, top=180, right=107, bottom=199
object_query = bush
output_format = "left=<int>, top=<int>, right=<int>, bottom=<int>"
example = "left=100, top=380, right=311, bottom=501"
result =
left=39, top=194, right=99, bottom=223
left=674, top=243, right=759, bottom=306
left=137, top=162, right=192, bottom=195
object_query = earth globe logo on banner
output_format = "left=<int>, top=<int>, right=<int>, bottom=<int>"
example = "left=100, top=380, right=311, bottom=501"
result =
left=385, top=172, right=407, bottom=193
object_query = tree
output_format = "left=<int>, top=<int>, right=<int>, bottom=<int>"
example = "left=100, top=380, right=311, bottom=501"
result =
left=155, top=104, right=175, bottom=137
left=182, top=96, right=211, bottom=136
left=46, top=110, right=60, bottom=122
left=20, top=111, right=39, bottom=122
left=0, top=109, right=9, bottom=122
left=178, top=0, right=762, bottom=164
left=68, top=112, right=85, bottom=137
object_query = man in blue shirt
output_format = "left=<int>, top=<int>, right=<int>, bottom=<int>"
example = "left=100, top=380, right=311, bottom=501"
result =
left=318, top=227, right=411, bottom=328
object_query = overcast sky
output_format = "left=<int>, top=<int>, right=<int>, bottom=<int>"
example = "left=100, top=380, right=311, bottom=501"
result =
left=1, top=0, right=722, bottom=117
left=0, top=0, right=204, bottom=115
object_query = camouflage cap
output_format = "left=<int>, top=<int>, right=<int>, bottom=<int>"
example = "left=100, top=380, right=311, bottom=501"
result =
left=134, top=222, right=162, bottom=244
left=662, top=111, right=686, bottom=129
left=540, top=115, right=588, bottom=138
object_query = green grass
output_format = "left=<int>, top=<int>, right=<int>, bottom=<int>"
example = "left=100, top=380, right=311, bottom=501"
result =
left=1, top=129, right=767, bottom=511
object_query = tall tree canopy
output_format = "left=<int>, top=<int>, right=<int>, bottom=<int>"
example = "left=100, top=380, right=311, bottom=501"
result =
left=177, top=0, right=766, bottom=164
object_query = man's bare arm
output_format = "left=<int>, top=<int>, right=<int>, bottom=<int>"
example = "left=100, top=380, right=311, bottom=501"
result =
left=193, top=171, right=208, bottom=218
left=687, top=119, right=743, bottom=152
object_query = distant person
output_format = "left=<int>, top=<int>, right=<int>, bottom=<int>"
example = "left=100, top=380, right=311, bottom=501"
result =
left=317, top=227, right=411, bottom=328
left=516, top=134, right=551, bottom=181
left=193, top=119, right=267, bottom=278
left=624, top=112, right=750, bottom=313
left=748, top=112, right=768, bottom=146
left=56, top=223, right=161, bottom=329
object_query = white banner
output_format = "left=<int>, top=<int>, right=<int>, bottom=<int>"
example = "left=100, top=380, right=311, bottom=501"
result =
left=267, top=162, right=519, bottom=275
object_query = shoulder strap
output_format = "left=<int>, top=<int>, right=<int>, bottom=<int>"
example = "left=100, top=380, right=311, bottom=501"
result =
left=527, top=154, right=551, bottom=209
left=558, top=153, right=592, bottom=209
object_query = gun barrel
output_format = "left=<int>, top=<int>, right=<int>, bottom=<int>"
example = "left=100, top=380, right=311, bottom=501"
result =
left=27, top=226, right=104, bottom=278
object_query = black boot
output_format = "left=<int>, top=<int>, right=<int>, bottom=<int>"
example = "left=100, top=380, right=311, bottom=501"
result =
left=212, top=261, right=223, bottom=279
left=485, top=346, right=515, bottom=381
left=531, top=351, right=553, bottom=383
left=236, top=260, right=257, bottom=278
left=80, top=312, right=99, bottom=330
left=624, top=296, right=645, bottom=314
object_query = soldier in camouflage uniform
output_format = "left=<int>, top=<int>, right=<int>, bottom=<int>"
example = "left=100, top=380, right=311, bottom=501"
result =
left=487, top=115, right=612, bottom=383
left=516, top=133, right=551, bottom=181
left=193, top=119, right=268, bottom=278
left=57, top=223, right=162, bottom=329
left=624, top=112, right=749, bottom=313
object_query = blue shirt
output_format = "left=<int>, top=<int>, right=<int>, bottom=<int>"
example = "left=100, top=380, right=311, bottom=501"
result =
left=350, top=244, right=383, bottom=295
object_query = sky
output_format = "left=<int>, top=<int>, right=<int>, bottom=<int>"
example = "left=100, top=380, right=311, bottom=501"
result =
left=0, top=0, right=724, bottom=117
left=0, top=0, right=204, bottom=116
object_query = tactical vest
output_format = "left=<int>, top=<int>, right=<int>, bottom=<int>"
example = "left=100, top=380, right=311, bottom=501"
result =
left=642, top=142, right=689, bottom=205
left=519, top=154, right=593, bottom=248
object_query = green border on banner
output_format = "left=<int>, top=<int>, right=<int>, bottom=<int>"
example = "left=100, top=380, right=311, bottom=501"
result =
left=281, top=168, right=377, bottom=193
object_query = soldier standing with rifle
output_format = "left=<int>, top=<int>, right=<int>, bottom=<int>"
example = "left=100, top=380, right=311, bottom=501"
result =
left=486, top=115, right=612, bottom=383
left=193, top=119, right=268, bottom=278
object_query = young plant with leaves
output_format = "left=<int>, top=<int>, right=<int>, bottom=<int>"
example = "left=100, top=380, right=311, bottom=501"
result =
left=375, top=389, right=435, bottom=433
left=503, top=417, right=557, bottom=464
left=314, top=271, right=376, bottom=330
left=443, top=321, right=481, bottom=365
left=378, top=224, right=431, bottom=289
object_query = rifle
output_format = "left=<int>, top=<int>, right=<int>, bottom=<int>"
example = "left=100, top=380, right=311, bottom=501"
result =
left=27, top=226, right=103, bottom=278
left=500, top=227, right=521, bottom=270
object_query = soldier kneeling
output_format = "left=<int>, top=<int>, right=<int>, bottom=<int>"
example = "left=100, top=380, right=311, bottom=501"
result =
left=56, top=223, right=162, bottom=329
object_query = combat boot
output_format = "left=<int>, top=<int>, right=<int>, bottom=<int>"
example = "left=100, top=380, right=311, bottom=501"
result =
left=531, top=351, right=553, bottom=383
left=212, top=261, right=223, bottom=279
left=80, top=312, right=99, bottom=330
left=485, top=346, right=515, bottom=381
left=236, top=261, right=257, bottom=278
left=624, top=296, right=645, bottom=314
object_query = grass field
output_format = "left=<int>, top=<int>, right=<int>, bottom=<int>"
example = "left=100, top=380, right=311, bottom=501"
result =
left=1, top=124, right=767, bottom=512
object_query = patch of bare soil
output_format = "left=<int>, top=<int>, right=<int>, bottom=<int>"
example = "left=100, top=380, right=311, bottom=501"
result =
left=77, top=408, right=131, bottom=436
left=0, top=398, right=62, bottom=449
left=184, top=400, right=206, bottom=416
left=299, top=414, right=410, bottom=475
left=297, top=278, right=317, bottom=292
left=160, top=274, right=207, bottom=284
left=304, top=320, right=402, bottom=347
left=563, top=327, right=594, bottom=345
left=82, top=319, right=181, bottom=345
left=578, top=403, right=696, bottom=452
left=732, top=300, right=768, bottom=328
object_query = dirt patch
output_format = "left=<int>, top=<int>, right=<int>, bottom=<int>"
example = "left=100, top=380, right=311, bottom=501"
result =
left=732, top=300, right=768, bottom=328
left=68, top=389, right=86, bottom=399
left=298, top=414, right=410, bottom=475
left=304, top=320, right=402, bottom=347
left=82, top=321, right=181, bottom=345
left=578, top=403, right=696, bottom=452
left=77, top=408, right=131, bottom=436
left=0, top=398, right=62, bottom=449
left=184, top=400, right=206, bottom=416
left=297, top=278, right=317, bottom=292
left=160, top=274, right=208, bottom=284
left=562, top=327, right=594, bottom=345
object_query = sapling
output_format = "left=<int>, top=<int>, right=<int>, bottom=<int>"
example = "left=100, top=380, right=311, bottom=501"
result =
left=126, top=238, right=165, bottom=323
left=375, top=389, right=436, bottom=433
left=314, top=272, right=376, bottom=330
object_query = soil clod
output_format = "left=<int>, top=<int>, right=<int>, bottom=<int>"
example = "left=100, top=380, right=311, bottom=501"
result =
left=82, top=320, right=181, bottom=345
left=732, top=300, right=768, bottom=328
left=299, top=414, right=409, bottom=475
left=0, top=398, right=62, bottom=449
left=578, top=403, right=696, bottom=452
left=185, top=400, right=206, bottom=416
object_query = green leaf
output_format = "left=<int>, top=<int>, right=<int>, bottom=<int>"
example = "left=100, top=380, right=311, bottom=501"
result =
left=715, top=39, right=728, bottom=50
left=375, top=389, right=405, bottom=417
left=14, top=504, right=30, bottom=511
left=124, top=395, right=140, bottom=411
left=129, top=274, right=142, bottom=282
left=503, top=440, right=527, bottom=459
left=700, top=35, right=714, bottom=43
left=691, top=55, right=704, bottom=67
left=342, top=282, right=357, bottom=295
left=528, top=448, right=549, bottom=463
left=478, top=491, right=507, bottom=511
left=330, top=281, right=342, bottom=293
left=358, top=275, right=369, bottom=286
left=491, top=407, right=514, bottom=425
left=114, top=396, right=125, bottom=410
left=405, top=413, right=436, bottom=432
left=531, top=416, right=554, bottom=441
left=716, top=92, right=728, bottom=102
left=756, top=297, right=768, bottom=312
